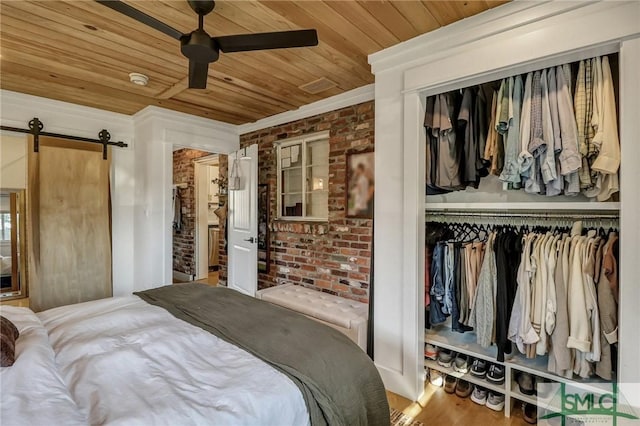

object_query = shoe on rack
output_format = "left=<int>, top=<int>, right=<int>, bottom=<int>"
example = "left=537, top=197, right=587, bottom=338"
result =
left=522, top=402, right=537, bottom=424
left=470, top=359, right=487, bottom=378
left=424, top=343, right=438, bottom=360
left=429, top=369, right=444, bottom=387
left=470, top=386, right=488, bottom=405
left=486, top=364, right=505, bottom=385
left=455, top=379, right=472, bottom=398
left=437, top=349, right=454, bottom=368
left=485, top=392, right=505, bottom=411
left=516, top=371, right=536, bottom=395
left=444, top=375, right=457, bottom=393
left=536, top=377, right=553, bottom=399
left=453, top=354, right=469, bottom=374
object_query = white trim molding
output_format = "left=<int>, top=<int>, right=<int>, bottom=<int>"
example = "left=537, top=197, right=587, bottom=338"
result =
left=237, top=84, right=374, bottom=135
left=133, top=105, right=239, bottom=154
left=0, top=89, right=134, bottom=145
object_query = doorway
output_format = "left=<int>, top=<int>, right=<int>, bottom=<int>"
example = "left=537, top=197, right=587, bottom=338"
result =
left=171, top=147, right=224, bottom=286
left=194, top=155, right=222, bottom=284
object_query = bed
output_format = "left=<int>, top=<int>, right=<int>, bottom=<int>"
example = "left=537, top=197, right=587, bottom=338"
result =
left=0, top=284, right=389, bottom=426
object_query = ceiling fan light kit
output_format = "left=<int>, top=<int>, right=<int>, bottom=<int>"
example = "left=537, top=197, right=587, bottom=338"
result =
left=97, top=0, right=319, bottom=90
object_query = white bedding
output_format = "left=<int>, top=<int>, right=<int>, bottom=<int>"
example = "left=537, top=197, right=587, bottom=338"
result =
left=0, top=306, right=86, bottom=426
left=4, top=296, right=310, bottom=426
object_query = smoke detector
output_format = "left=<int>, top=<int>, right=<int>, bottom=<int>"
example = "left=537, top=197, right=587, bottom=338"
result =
left=129, top=72, right=149, bottom=86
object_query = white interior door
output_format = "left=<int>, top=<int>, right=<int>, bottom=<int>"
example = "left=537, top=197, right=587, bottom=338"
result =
left=228, top=144, right=258, bottom=296
left=195, top=162, right=209, bottom=280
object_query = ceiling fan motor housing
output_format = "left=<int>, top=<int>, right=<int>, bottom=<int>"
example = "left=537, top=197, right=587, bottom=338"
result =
left=181, top=29, right=220, bottom=63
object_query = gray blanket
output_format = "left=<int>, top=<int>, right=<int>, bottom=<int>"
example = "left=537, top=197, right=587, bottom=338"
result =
left=135, top=284, right=390, bottom=426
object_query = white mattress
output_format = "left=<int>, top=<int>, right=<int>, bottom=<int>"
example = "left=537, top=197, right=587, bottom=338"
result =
left=5, top=296, right=310, bottom=426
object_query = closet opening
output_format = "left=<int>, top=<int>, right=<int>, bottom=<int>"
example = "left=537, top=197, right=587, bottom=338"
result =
left=172, top=146, right=226, bottom=287
left=421, top=50, right=623, bottom=419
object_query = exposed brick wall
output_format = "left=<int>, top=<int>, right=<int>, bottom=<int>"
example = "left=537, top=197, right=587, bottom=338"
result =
left=217, top=155, right=228, bottom=285
left=227, top=101, right=374, bottom=303
left=172, top=148, right=212, bottom=276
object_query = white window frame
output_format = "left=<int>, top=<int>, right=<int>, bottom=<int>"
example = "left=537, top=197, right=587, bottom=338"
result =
left=276, top=131, right=330, bottom=221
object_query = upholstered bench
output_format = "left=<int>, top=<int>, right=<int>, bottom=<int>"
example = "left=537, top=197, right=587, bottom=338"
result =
left=255, top=283, right=368, bottom=351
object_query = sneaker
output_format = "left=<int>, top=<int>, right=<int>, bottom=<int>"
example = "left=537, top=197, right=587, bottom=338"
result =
left=516, top=372, right=536, bottom=395
left=485, top=392, right=505, bottom=411
left=424, top=343, right=438, bottom=360
left=455, top=379, right=472, bottom=398
left=437, top=349, right=454, bottom=368
left=429, top=369, right=444, bottom=387
left=470, top=359, right=487, bottom=378
left=522, top=402, right=537, bottom=424
left=453, top=354, right=469, bottom=374
left=444, top=375, right=457, bottom=393
left=470, top=386, right=488, bottom=405
left=486, top=364, right=505, bottom=385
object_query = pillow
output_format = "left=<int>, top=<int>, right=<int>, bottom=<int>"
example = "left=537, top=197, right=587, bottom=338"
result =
left=0, top=315, right=20, bottom=367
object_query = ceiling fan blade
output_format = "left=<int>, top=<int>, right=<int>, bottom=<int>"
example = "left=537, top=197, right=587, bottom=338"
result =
left=215, top=29, right=318, bottom=53
left=189, top=60, right=209, bottom=89
left=95, top=0, right=184, bottom=41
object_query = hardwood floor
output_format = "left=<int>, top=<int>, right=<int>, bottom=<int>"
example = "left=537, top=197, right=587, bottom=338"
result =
left=193, top=271, right=219, bottom=286
left=173, top=271, right=219, bottom=286
left=387, top=383, right=532, bottom=426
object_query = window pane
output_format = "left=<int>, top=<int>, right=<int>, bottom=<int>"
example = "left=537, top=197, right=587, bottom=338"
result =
left=280, top=143, right=302, bottom=169
left=306, top=192, right=328, bottom=219
left=282, top=193, right=303, bottom=217
left=281, top=168, right=302, bottom=194
left=277, top=136, right=329, bottom=219
left=306, top=165, right=329, bottom=192
left=306, top=140, right=329, bottom=167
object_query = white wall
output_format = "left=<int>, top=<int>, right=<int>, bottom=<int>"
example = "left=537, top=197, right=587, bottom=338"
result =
left=0, top=90, right=239, bottom=296
left=0, top=133, right=27, bottom=189
left=370, top=0, right=640, bottom=402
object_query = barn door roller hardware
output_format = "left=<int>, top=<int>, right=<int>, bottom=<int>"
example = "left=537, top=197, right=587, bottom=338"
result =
left=1, top=117, right=128, bottom=160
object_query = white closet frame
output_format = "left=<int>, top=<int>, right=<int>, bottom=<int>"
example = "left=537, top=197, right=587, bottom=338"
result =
left=369, top=0, right=640, bottom=411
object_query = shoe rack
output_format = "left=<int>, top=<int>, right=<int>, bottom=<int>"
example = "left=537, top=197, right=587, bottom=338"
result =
left=425, top=326, right=614, bottom=418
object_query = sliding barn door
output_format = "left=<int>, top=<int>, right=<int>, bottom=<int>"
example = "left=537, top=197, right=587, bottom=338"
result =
left=27, top=137, right=112, bottom=312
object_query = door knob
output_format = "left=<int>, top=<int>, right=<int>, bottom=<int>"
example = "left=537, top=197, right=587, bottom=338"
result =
left=244, top=237, right=255, bottom=243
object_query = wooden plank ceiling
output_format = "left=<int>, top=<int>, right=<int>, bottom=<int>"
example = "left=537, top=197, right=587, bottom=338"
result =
left=0, top=1, right=507, bottom=125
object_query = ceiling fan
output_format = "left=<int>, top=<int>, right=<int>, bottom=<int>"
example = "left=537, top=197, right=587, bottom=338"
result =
left=96, top=0, right=319, bottom=89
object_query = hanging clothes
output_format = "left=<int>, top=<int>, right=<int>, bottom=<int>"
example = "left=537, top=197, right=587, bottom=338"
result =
left=508, top=233, right=538, bottom=355
left=458, top=88, right=479, bottom=187
left=494, top=230, right=522, bottom=362
left=424, top=54, right=619, bottom=200
left=595, top=232, right=619, bottom=380
left=469, top=232, right=497, bottom=348
left=500, top=75, right=524, bottom=188
left=591, top=56, right=621, bottom=201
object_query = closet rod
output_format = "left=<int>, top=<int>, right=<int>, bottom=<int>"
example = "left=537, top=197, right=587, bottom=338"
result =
left=425, top=210, right=619, bottom=220
left=1, top=117, right=127, bottom=160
